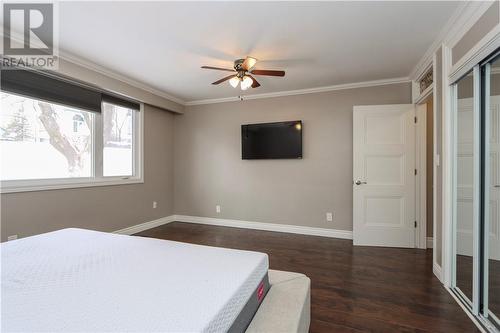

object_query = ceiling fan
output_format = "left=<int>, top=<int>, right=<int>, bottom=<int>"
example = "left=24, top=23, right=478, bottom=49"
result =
left=201, top=56, right=285, bottom=90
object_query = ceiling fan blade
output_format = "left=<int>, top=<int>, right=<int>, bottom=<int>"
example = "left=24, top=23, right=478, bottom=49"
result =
left=212, top=75, right=236, bottom=85
left=201, top=66, right=235, bottom=72
left=247, top=75, right=261, bottom=88
left=250, top=69, right=285, bottom=77
left=242, top=57, right=257, bottom=71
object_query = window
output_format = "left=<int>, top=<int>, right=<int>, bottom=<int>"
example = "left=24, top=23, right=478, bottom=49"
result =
left=1, top=93, right=93, bottom=180
left=0, top=70, right=143, bottom=193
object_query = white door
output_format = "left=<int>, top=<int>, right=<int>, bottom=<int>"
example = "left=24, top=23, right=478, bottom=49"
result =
left=353, top=104, right=416, bottom=247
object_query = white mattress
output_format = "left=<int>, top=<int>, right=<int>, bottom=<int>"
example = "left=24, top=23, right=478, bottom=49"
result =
left=1, top=228, right=269, bottom=332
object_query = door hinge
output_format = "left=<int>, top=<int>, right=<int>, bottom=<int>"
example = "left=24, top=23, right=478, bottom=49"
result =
left=414, top=116, right=417, bottom=124
left=415, top=169, right=417, bottom=175
left=414, top=221, right=417, bottom=228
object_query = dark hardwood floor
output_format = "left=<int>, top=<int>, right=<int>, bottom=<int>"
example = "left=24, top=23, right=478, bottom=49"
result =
left=136, top=222, right=479, bottom=332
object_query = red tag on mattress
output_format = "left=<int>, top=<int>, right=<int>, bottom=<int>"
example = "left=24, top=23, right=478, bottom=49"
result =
left=257, top=282, right=264, bottom=301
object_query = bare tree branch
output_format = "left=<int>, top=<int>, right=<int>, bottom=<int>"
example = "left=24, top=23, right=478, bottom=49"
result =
left=38, top=101, right=82, bottom=175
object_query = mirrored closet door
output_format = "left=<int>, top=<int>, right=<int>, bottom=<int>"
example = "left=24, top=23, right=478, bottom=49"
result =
left=454, top=70, right=476, bottom=306
left=484, top=55, right=500, bottom=329
left=451, top=50, right=500, bottom=332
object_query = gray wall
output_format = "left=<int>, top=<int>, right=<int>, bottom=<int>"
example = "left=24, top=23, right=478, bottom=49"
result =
left=173, top=83, right=412, bottom=231
left=0, top=104, right=175, bottom=241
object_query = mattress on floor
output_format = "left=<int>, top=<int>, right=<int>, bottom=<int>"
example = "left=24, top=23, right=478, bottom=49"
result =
left=1, top=228, right=269, bottom=333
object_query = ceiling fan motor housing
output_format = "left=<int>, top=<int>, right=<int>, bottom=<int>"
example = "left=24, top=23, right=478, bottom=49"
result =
left=234, top=59, right=246, bottom=71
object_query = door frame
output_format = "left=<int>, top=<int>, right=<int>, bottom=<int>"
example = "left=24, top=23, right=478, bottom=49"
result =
left=416, top=102, right=429, bottom=249
left=351, top=101, right=433, bottom=250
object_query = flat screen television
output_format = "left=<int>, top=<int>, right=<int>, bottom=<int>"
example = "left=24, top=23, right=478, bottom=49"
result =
left=241, top=120, right=302, bottom=159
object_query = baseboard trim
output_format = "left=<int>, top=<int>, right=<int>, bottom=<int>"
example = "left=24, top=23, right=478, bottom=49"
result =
left=427, top=237, right=433, bottom=249
left=114, top=216, right=175, bottom=235
left=172, top=215, right=353, bottom=240
left=114, top=214, right=353, bottom=240
left=433, top=262, right=443, bottom=282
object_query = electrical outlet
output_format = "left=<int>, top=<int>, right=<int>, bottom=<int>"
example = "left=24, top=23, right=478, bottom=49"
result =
left=216, top=205, right=221, bottom=214
left=153, top=201, right=157, bottom=209
left=7, top=235, right=17, bottom=241
left=326, top=212, right=333, bottom=222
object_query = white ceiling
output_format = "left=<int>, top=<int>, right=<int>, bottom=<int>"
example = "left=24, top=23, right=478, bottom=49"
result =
left=54, top=1, right=460, bottom=102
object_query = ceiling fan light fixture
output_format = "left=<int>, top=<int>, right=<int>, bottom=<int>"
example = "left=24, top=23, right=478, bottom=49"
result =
left=241, top=76, right=253, bottom=90
left=246, top=57, right=257, bottom=70
left=229, top=76, right=239, bottom=88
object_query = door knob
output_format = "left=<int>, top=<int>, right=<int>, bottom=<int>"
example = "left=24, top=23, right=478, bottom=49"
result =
left=355, top=180, right=367, bottom=185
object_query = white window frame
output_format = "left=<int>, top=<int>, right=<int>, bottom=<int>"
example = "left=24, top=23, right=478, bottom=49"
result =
left=0, top=102, right=144, bottom=193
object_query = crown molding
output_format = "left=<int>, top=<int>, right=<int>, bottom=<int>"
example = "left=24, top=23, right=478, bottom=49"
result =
left=58, top=50, right=186, bottom=106
left=184, top=77, right=411, bottom=106
left=444, top=0, right=497, bottom=49
left=0, top=43, right=411, bottom=107
left=409, top=0, right=495, bottom=81
left=3, top=39, right=409, bottom=107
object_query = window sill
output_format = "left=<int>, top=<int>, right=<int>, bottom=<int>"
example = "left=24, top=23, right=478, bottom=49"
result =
left=0, top=177, right=144, bottom=194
